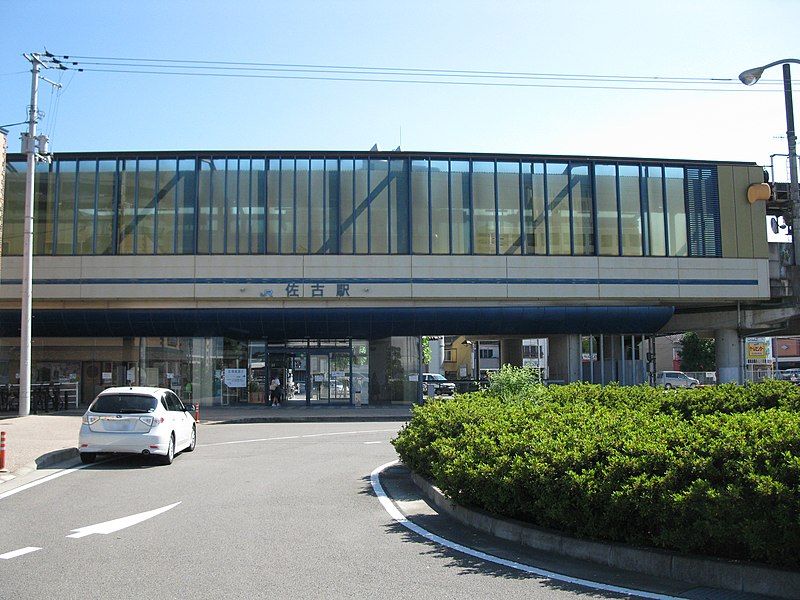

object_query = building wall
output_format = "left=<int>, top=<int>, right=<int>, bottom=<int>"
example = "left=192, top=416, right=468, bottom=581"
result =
left=718, top=165, right=769, bottom=259
left=0, top=254, right=770, bottom=309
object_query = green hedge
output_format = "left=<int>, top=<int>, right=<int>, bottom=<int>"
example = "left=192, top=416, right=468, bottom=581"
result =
left=392, top=378, right=800, bottom=568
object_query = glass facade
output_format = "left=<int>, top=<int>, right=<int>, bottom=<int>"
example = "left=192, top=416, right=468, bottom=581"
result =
left=0, top=335, right=421, bottom=407
left=1, top=152, right=721, bottom=258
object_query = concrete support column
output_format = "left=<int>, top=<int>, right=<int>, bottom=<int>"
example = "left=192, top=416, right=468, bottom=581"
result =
left=500, top=338, right=523, bottom=368
left=715, top=328, right=741, bottom=384
left=548, top=334, right=581, bottom=383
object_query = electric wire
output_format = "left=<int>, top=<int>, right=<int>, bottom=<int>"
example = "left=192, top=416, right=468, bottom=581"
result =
left=57, top=54, right=793, bottom=85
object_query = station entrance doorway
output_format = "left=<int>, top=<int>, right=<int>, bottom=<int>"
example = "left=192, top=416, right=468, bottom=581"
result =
left=251, top=340, right=356, bottom=406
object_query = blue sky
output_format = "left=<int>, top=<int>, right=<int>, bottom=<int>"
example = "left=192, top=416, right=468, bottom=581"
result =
left=1, top=0, right=799, bottom=175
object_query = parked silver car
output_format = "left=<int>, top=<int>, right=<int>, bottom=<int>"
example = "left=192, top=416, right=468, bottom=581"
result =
left=656, top=371, right=699, bottom=389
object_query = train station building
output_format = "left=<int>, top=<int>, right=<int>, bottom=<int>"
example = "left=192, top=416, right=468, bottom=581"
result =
left=0, top=149, right=770, bottom=406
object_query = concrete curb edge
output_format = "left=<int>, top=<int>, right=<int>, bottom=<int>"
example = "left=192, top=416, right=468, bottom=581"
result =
left=0, top=447, right=78, bottom=484
left=206, top=416, right=411, bottom=425
left=410, top=471, right=800, bottom=599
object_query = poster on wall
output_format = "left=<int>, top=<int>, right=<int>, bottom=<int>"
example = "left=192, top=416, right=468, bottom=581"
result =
left=224, top=368, right=247, bottom=388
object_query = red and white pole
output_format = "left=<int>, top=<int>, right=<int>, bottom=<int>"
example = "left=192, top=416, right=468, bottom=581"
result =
left=0, top=431, right=6, bottom=471
left=194, top=403, right=200, bottom=423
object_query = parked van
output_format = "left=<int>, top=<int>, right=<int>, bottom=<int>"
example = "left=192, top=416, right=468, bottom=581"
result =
left=656, top=371, right=699, bottom=389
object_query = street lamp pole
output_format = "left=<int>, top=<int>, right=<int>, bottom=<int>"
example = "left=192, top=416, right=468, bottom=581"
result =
left=740, top=58, right=800, bottom=268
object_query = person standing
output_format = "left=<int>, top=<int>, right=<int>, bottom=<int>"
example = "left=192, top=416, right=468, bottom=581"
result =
left=270, top=375, right=281, bottom=406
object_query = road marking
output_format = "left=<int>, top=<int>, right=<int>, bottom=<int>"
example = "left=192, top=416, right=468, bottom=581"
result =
left=0, top=547, right=41, bottom=560
left=66, top=501, right=181, bottom=539
left=203, top=429, right=396, bottom=447
left=370, top=461, right=681, bottom=600
left=0, top=462, right=95, bottom=502
left=364, top=441, right=382, bottom=445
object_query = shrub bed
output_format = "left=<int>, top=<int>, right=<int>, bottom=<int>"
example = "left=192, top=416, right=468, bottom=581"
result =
left=392, top=376, right=800, bottom=569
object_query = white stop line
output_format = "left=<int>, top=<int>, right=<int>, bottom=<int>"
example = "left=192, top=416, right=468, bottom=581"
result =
left=370, top=460, right=683, bottom=600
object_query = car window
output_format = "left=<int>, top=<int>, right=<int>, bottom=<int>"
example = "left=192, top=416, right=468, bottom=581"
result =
left=161, top=398, right=169, bottom=411
left=168, top=391, right=185, bottom=411
left=163, top=392, right=181, bottom=411
left=91, top=394, right=158, bottom=414
left=432, top=374, right=447, bottom=381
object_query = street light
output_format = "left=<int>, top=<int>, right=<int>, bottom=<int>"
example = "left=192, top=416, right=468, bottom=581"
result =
left=739, top=58, right=800, bottom=267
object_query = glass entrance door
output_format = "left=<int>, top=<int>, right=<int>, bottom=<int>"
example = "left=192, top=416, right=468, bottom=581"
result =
left=309, top=350, right=351, bottom=405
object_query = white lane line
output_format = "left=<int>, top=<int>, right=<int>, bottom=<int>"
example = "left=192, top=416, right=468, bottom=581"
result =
left=203, top=435, right=300, bottom=447
left=203, top=428, right=396, bottom=447
left=0, top=462, right=95, bottom=502
left=364, top=441, right=382, bottom=445
left=370, top=461, right=682, bottom=600
left=0, top=547, right=42, bottom=560
left=66, top=501, right=181, bottom=539
left=300, top=429, right=396, bottom=438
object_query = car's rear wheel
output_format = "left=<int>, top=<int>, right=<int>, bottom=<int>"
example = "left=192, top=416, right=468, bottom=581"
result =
left=80, top=452, right=96, bottom=464
left=158, top=434, right=175, bottom=465
left=664, top=383, right=672, bottom=389
left=185, top=425, right=196, bottom=452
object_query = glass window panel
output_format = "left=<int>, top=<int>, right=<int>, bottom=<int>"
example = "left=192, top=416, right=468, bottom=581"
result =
left=266, top=159, right=280, bottom=253
left=369, top=159, right=389, bottom=253
left=472, top=161, right=496, bottom=254
left=339, top=159, right=354, bottom=254
left=665, top=167, right=687, bottom=256
left=209, top=159, right=225, bottom=254
left=619, top=165, right=643, bottom=256
left=250, top=159, right=266, bottom=254
left=325, top=159, right=339, bottom=254
left=430, top=161, right=450, bottom=254
left=450, top=160, right=471, bottom=254
left=279, top=158, right=295, bottom=254
left=237, top=159, right=252, bottom=254
left=354, top=159, right=369, bottom=254
left=96, top=161, right=116, bottom=255
left=156, top=159, right=177, bottom=255
left=523, top=163, right=546, bottom=254
left=295, top=159, right=310, bottom=254
left=177, top=159, right=196, bottom=254
left=118, top=159, right=136, bottom=254
left=546, top=163, right=570, bottom=255
left=76, top=160, right=96, bottom=254
left=136, top=160, right=157, bottom=254
left=571, top=164, right=593, bottom=255
left=34, top=162, right=56, bottom=255
left=310, top=159, right=325, bottom=254
left=497, top=161, right=521, bottom=255
left=411, top=160, right=430, bottom=254
left=55, top=160, right=76, bottom=255
left=3, top=161, right=26, bottom=256
left=390, top=159, right=409, bottom=254
left=594, top=164, right=619, bottom=255
left=225, top=159, right=238, bottom=254
left=646, top=166, right=666, bottom=256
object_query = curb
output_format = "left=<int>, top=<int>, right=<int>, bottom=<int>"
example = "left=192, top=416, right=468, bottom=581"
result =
left=410, top=472, right=800, bottom=599
left=0, top=447, right=78, bottom=484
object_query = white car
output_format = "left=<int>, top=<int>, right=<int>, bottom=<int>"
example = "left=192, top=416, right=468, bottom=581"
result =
left=78, top=387, right=196, bottom=465
left=656, top=371, right=700, bottom=389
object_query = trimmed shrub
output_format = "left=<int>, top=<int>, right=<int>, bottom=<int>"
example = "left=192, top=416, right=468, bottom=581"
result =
left=392, top=381, right=800, bottom=568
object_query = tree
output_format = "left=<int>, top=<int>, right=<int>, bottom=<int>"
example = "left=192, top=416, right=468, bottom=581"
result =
left=421, top=337, right=432, bottom=367
left=679, top=332, right=716, bottom=371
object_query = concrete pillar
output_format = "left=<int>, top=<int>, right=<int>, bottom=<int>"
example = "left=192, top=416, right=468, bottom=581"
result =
left=715, top=328, right=741, bottom=384
left=548, top=334, right=581, bottom=383
left=500, top=338, right=523, bottom=368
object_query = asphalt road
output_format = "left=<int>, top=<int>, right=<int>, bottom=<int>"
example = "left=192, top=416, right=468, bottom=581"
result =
left=0, top=421, right=734, bottom=600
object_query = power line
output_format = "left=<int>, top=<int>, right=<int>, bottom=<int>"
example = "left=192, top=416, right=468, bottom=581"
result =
left=58, top=53, right=792, bottom=85
left=47, top=52, right=786, bottom=93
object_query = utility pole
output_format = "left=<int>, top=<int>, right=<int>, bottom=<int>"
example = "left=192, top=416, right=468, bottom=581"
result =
left=18, top=53, right=58, bottom=416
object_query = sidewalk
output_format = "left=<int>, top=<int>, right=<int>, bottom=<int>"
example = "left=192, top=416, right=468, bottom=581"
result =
left=0, top=403, right=413, bottom=483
